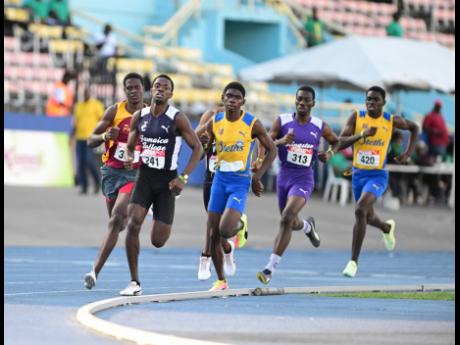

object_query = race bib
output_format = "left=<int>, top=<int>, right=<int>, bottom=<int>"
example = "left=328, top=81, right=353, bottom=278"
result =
left=287, top=146, right=313, bottom=167
left=141, top=148, right=165, bottom=169
left=114, top=142, right=140, bottom=163
left=208, top=155, right=217, bottom=172
left=357, top=150, right=380, bottom=167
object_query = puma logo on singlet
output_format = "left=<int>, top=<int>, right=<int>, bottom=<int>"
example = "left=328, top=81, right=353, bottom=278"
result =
left=161, top=125, right=170, bottom=133
left=310, top=131, right=318, bottom=138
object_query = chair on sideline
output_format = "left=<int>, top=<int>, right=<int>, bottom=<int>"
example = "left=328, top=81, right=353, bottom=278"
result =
left=323, top=165, right=350, bottom=207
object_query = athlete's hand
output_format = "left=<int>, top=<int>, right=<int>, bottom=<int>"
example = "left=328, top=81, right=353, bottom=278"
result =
left=251, top=158, right=263, bottom=172
left=394, top=152, right=410, bottom=164
left=199, top=131, right=210, bottom=147
left=280, top=131, right=295, bottom=146
left=169, top=178, right=185, bottom=196
left=317, top=151, right=331, bottom=163
left=251, top=176, right=264, bottom=197
left=363, top=126, right=378, bottom=138
left=123, top=151, right=134, bottom=170
left=105, top=127, right=120, bottom=141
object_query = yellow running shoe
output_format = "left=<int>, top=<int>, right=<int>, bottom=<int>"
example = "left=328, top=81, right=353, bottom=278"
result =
left=256, top=269, right=272, bottom=285
left=208, top=279, right=228, bottom=291
left=342, top=260, right=358, bottom=278
left=234, top=214, right=248, bottom=249
left=383, top=219, right=396, bottom=251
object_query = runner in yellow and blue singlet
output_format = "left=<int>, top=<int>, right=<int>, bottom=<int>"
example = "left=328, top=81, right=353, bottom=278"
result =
left=338, top=86, right=419, bottom=278
left=204, top=82, right=276, bottom=291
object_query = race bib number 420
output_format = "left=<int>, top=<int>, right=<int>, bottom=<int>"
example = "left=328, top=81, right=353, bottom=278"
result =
left=287, top=146, right=313, bottom=167
left=357, top=150, right=380, bottom=167
left=141, top=149, right=165, bottom=169
left=114, top=143, right=140, bottom=163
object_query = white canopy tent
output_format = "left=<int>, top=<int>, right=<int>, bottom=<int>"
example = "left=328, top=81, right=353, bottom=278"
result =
left=240, top=36, right=455, bottom=94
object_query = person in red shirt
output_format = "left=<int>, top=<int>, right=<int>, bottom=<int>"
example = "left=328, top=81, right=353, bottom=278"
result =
left=422, top=100, right=449, bottom=160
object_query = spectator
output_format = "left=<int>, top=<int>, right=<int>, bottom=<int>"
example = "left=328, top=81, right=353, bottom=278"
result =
left=422, top=100, right=449, bottom=161
left=48, top=0, right=70, bottom=26
left=73, top=86, right=104, bottom=194
left=93, top=23, right=117, bottom=77
left=23, top=0, right=49, bottom=23
left=388, top=130, right=407, bottom=204
left=304, top=7, right=325, bottom=48
left=386, top=12, right=404, bottom=37
left=329, top=149, right=352, bottom=179
left=143, top=73, right=152, bottom=104
left=46, top=70, right=75, bottom=117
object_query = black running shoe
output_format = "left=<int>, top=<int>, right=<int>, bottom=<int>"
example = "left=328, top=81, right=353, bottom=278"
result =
left=305, top=216, right=320, bottom=247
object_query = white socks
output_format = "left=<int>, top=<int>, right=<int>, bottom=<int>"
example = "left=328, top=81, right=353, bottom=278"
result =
left=302, top=219, right=311, bottom=234
left=265, top=253, right=282, bottom=273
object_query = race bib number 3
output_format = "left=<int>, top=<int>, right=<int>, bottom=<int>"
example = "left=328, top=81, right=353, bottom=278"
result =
left=141, top=149, right=165, bottom=169
left=114, top=143, right=140, bottom=163
left=357, top=150, right=380, bottom=167
left=287, top=146, right=313, bottom=167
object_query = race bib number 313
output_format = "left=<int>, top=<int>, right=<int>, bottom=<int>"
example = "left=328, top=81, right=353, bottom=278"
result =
left=287, top=146, right=313, bottom=167
left=357, top=150, right=380, bottom=167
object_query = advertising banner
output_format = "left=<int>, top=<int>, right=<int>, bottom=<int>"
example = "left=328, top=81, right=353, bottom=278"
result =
left=4, top=130, right=74, bottom=187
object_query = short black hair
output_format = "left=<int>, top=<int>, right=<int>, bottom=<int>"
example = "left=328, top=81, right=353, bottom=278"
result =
left=223, top=81, right=246, bottom=98
left=296, top=85, right=316, bottom=100
left=152, top=74, right=174, bottom=92
left=367, top=86, right=386, bottom=100
left=123, top=72, right=143, bottom=87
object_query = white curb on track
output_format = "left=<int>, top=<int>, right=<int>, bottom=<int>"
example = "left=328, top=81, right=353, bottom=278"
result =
left=76, top=284, right=454, bottom=345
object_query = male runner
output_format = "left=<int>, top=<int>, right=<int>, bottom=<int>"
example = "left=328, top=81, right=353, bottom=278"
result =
left=339, top=86, right=418, bottom=278
left=84, top=73, right=145, bottom=289
left=204, top=81, right=276, bottom=291
left=195, top=106, right=248, bottom=281
left=256, top=85, right=339, bottom=284
left=120, top=74, right=203, bottom=296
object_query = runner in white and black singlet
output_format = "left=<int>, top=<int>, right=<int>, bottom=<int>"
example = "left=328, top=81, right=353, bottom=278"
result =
left=119, top=74, right=203, bottom=296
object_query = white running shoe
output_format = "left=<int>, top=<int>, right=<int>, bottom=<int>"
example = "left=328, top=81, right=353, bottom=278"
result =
left=119, top=281, right=142, bottom=296
left=198, top=255, right=212, bottom=281
left=84, top=270, right=97, bottom=290
left=223, top=241, right=236, bottom=276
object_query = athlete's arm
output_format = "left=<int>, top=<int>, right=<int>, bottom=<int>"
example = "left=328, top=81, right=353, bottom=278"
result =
left=317, top=123, right=339, bottom=163
left=195, top=109, right=216, bottom=157
left=337, top=111, right=377, bottom=150
left=251, top=119, right=277, bottom=197
left=254, top=117, right=286, bottom=162
left=87, top=104, right=117, bottom=148
left=168, top=113, right=204, bottom=195
left=124, top=110, right=141, bottom=169
left=392, top=115, right=419, bottom=164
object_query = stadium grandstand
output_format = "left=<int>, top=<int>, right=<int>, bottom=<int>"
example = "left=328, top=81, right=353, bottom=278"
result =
left=4, top=0, right=455, bottom=126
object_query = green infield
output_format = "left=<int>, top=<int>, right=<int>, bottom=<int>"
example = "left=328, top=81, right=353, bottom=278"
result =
left=319, top=291, right=454, bottom=301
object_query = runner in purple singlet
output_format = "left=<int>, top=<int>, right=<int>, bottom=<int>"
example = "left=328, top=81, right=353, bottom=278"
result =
left=255, top=85, right=339, bottom=284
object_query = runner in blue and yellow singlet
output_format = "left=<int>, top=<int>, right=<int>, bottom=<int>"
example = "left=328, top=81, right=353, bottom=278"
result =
left=204, top=82, right=276, bottom=291
left=338, top=86, right=419, bottom=278
left=195, top=106, right=249, bottom=282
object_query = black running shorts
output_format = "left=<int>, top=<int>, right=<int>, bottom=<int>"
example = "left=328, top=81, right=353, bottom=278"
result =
left=130, top=165, right=178, bottom=224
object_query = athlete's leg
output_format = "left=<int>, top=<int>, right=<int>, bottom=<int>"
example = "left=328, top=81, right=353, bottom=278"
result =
left=149, top=188, right=176, bottom=247
left=366, top=206, right=391, bottom=233
left=351, top=192, right=376, bottom=262
left=209, top=211, right=224, bottom=280
left=93, top=188, right=132, bottom=276
left=274, top=196, right=306, bottom=256
left=202, top=180, right=213, bottom=256
left=125, top=203, right=149, bottom=283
